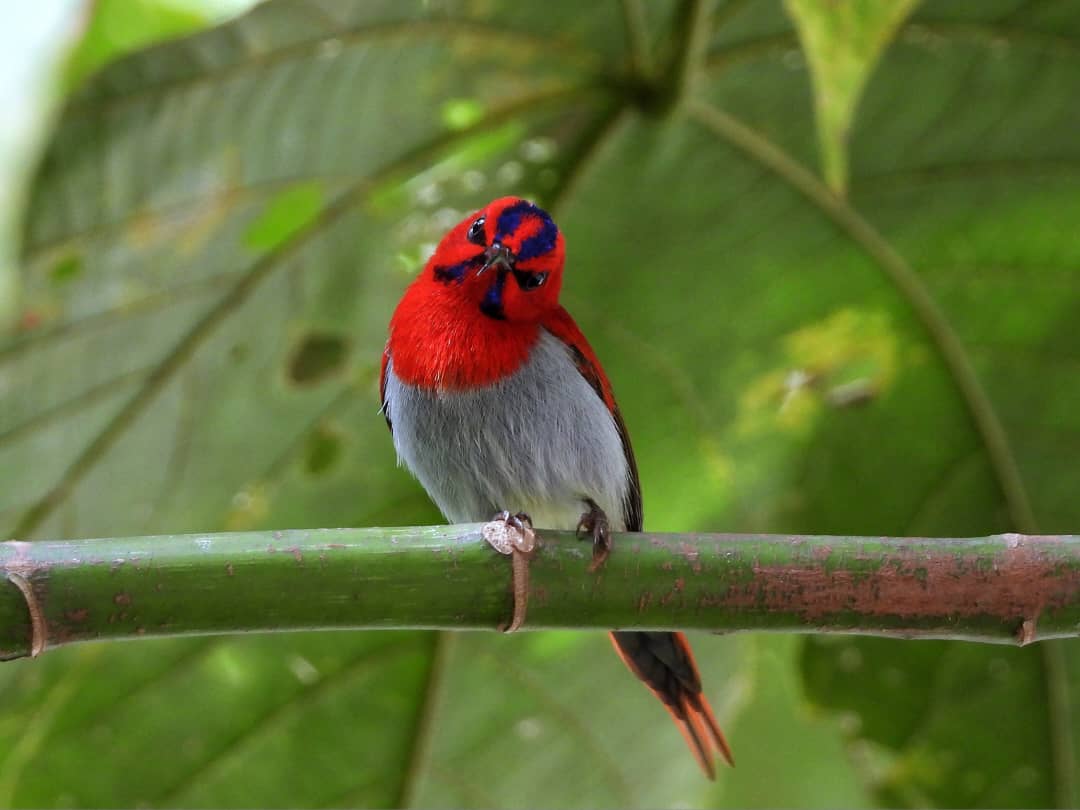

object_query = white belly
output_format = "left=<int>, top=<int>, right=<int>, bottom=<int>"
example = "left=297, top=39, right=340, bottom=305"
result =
left=384, top=330, right=631, bottom=531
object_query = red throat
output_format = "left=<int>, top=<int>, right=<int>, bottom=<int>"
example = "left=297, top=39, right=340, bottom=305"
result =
left=388, top=277, right=540, bottom=389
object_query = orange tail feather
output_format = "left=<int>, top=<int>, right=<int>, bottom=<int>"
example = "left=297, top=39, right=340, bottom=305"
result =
left=609, top=631, right=733, bottom=778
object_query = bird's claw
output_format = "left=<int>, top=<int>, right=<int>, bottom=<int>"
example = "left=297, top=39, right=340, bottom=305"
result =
left=482, top=511, right=536, bottom=632
left=483, top=511, right=537, bottom=554
left=578, top=498, right=611, bottom=572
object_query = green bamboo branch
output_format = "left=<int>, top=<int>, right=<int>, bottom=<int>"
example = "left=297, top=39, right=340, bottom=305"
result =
left=3, top=527, right=1080, bottom=661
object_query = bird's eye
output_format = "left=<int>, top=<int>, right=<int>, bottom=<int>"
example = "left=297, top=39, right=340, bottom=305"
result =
left=467, top=216, right=486, bottom=246
left=515, top=270, right=548, bottom=291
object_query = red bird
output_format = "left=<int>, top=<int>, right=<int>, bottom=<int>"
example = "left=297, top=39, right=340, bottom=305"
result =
left=380, top=196, right=733, bottom=778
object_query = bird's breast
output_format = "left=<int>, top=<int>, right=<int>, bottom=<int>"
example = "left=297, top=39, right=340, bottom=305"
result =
left=384, top=330, right=631, bottom=531
left=387, top=283, right=539, bottom=389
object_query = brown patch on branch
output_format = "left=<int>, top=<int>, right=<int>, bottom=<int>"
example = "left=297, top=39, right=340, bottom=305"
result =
left=720, top=535, right=1079, bottom=634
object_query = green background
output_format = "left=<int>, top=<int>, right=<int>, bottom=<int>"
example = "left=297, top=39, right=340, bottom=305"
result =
left=2, top=0, right=1079, bottom=806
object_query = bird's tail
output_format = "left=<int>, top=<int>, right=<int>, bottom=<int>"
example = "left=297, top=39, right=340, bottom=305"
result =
left=609, top=630, right=734, bottom=779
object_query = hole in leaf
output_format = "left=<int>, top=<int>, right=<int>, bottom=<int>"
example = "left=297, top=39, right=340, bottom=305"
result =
left=287, top=332, right=349, bottom=386
left=304, top=424, right=344, bottom=476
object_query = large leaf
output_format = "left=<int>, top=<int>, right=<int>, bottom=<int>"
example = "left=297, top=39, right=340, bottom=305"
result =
left=2, top=0, right=1079, bottom=806
left=790, top=2, right=1080, bottom=807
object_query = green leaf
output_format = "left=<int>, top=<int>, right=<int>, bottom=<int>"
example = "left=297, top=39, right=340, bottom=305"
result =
left=802, top=638, right=1080, bottom=807
left=716, top=635, right=872, bottom=808
left=4, top=0, right=1080, bottom=806
left=244, top=182, right=325, bottom=251
left=62, top=0, right=250, bottom=89
left=785, top=0, right=921, bottom=192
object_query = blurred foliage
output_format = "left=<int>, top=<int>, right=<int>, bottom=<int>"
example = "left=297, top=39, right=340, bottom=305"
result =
left=3, top=0, right=1080, bottom=807
left=65, top=0, right=259, bottom=88
left=65, top=0, right=205, bottom=88
left=0, top=0, right=257, bottom=331
left=784, top=0, right=919, bottom=192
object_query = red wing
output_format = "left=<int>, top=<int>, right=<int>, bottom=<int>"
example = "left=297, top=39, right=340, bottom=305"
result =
left=541, top=306, right=642, bottom=532
left=379, top=344, right=392, bottom=433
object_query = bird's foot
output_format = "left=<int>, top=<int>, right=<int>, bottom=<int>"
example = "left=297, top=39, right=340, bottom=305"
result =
left=481, top=511, right=536, bottom=633
left=578, top=498, right=611, bottom=572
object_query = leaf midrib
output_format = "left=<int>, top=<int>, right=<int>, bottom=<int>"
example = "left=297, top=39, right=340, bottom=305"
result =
left=156, top=638, right=420, bottom=806
left=65, top=18, right=599, bottom=120
left=686, top=98, right=1037, bottom=533
left=692, top=12, right=1079, bottom=804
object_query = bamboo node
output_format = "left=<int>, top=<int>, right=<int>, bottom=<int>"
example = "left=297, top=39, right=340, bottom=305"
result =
left=6, top=572, right=47, bottom=658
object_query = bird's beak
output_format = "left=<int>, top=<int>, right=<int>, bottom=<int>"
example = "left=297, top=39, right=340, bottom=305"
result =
left=478, top=242, right=515, bottom=275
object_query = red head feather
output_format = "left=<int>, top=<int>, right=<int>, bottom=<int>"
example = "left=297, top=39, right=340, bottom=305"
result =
left=387, top=197, right=567, bottom=389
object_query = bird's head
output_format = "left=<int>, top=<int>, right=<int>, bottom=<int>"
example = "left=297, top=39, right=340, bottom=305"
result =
left=423, top=197, right=565, bottom=322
